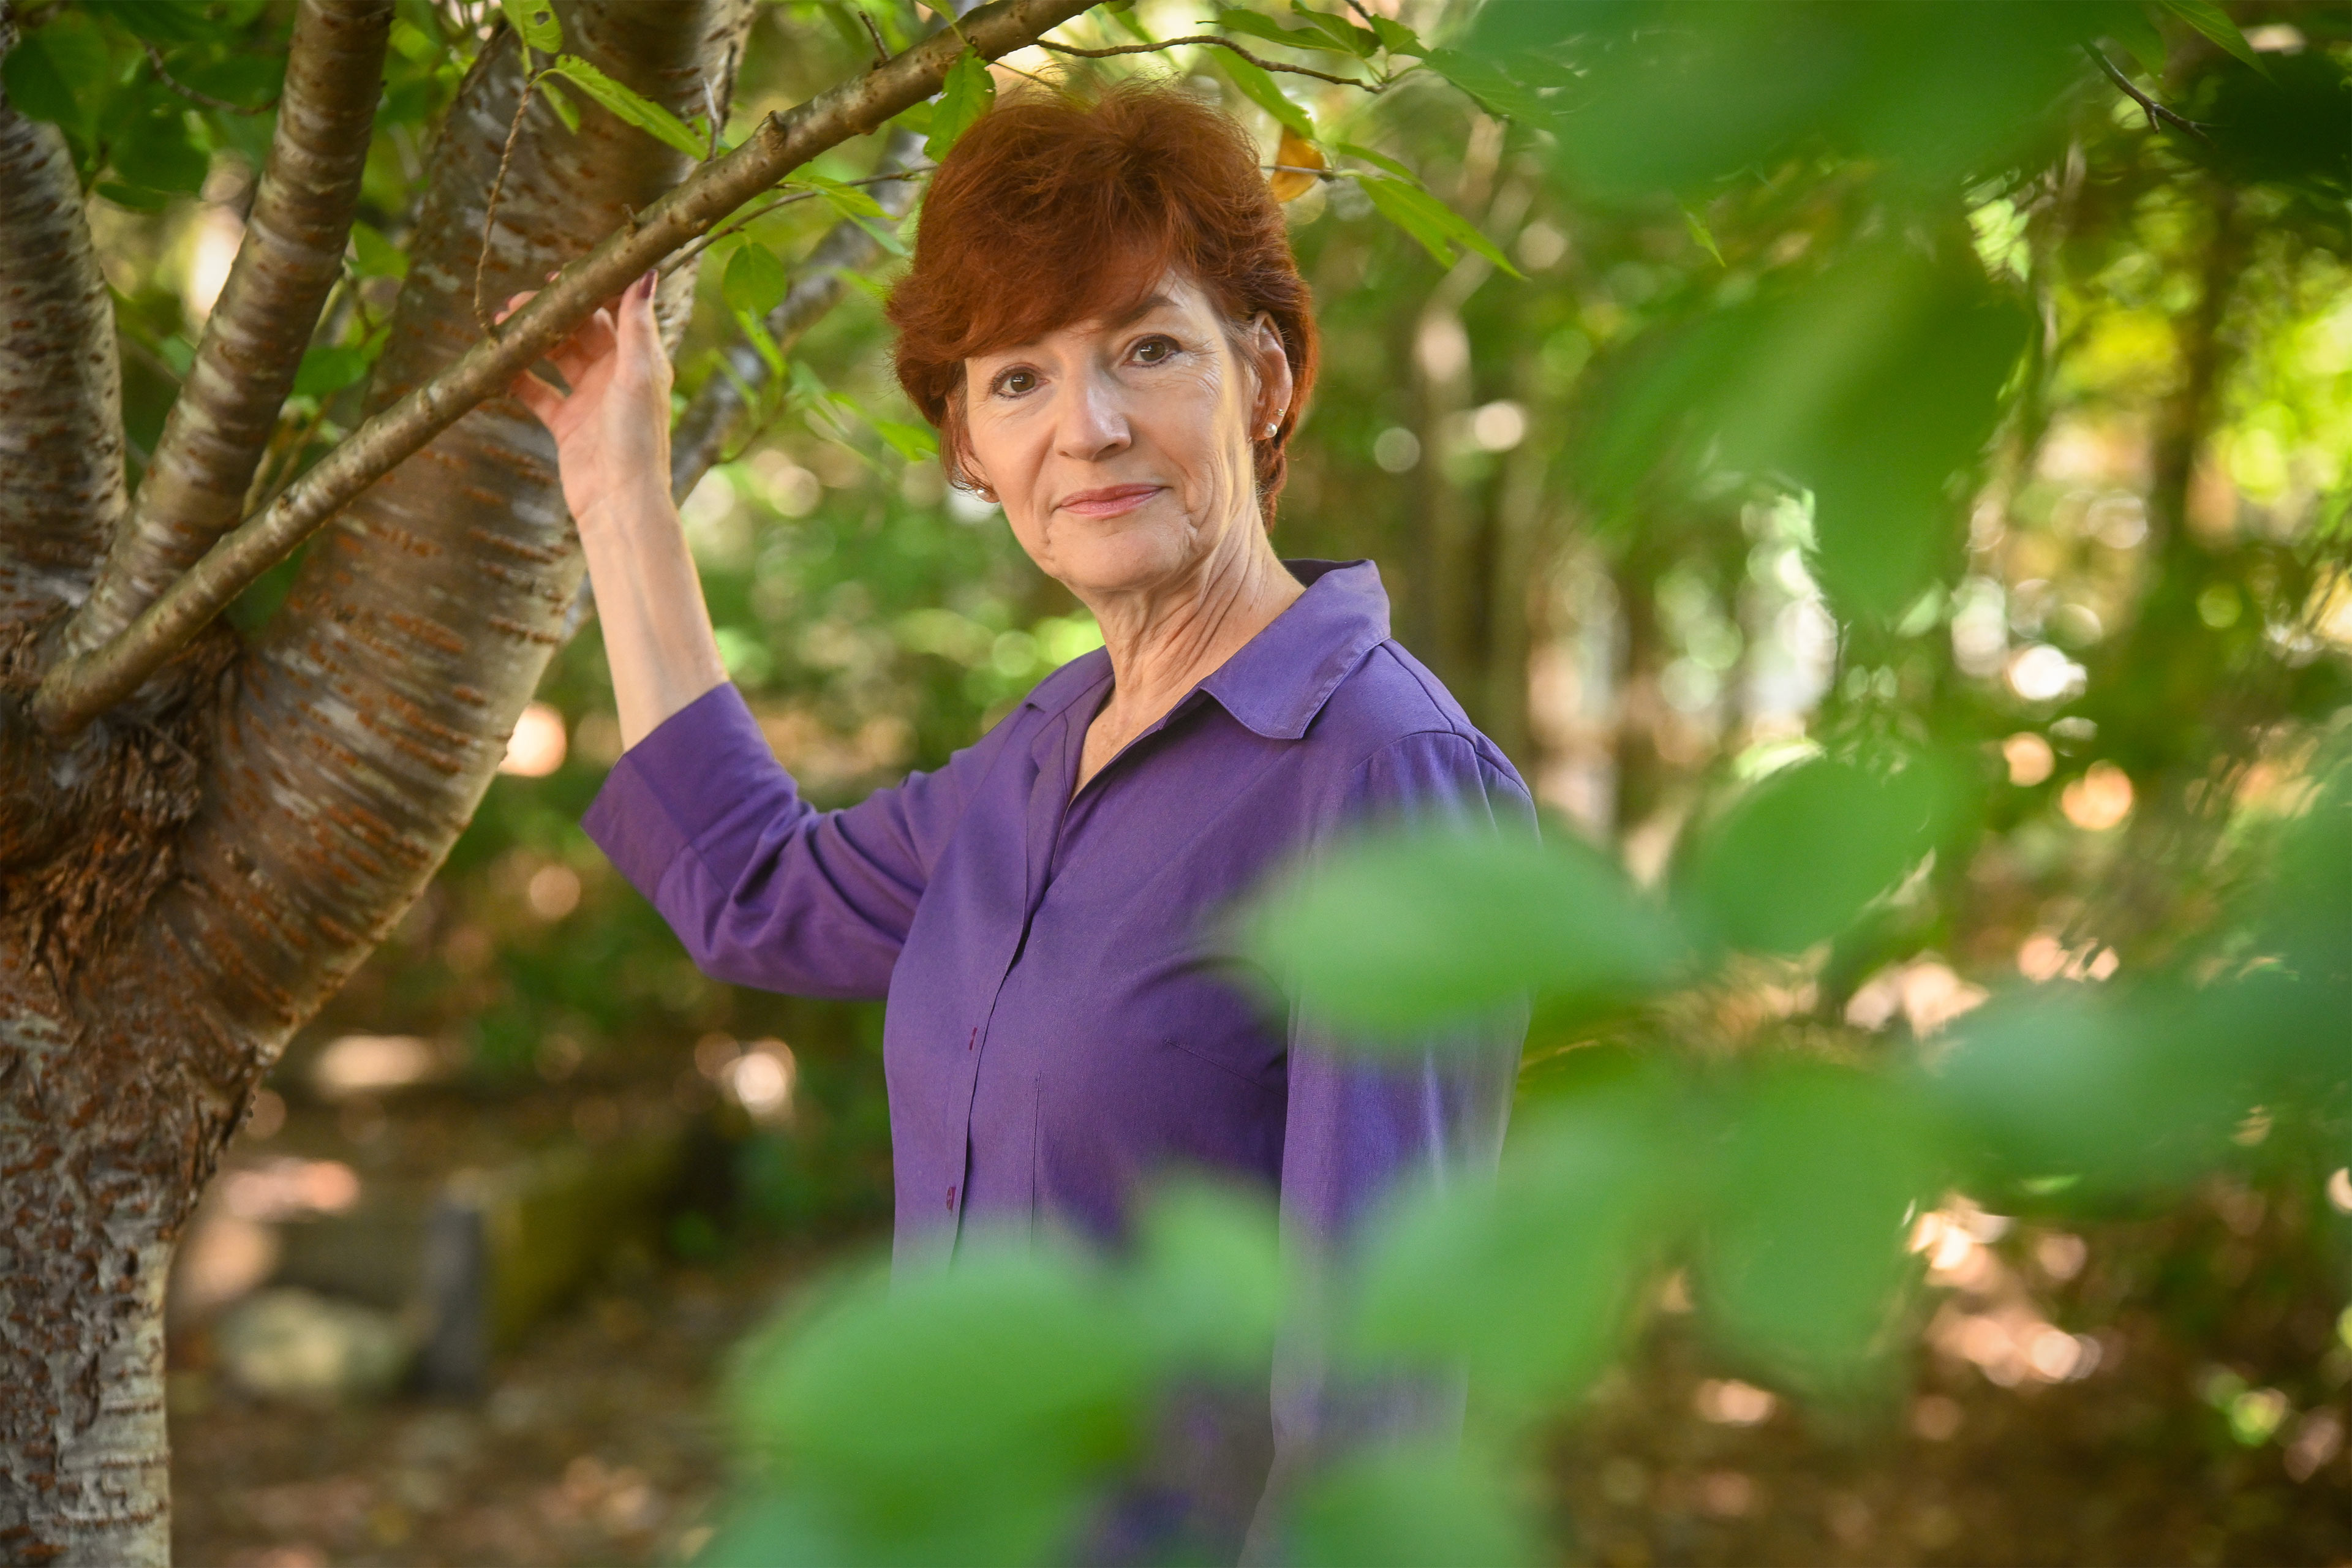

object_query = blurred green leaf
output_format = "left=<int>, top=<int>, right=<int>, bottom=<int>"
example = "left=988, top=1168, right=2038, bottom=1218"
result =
left=868, top=418, right=938, bottom=463
left=0, top=23, right=99, bottom=135
left=925, top=49, right=996, bottom=162
left=1290, top=1444, right=1540, bottom=1568
left=545, top=55, right=707, bottom=159
left=736, top=1246, right=1148, bottom=1566
left=1697, top=1064, right=1943, bottom=1392
left=1422, top=47, right=1564, bottom=127
left=499, top=0, right=563, bottom=53
left=1236, top=826, right=1683, bottom=1038
left=111, top=107, right=210, bottom=196
left=1363, top=15, right=1424, bottom=58
left=107, top=0, right=216, bottom=45
left=2105, top=6, right=2171, bottom=79
left=1929, top=983, right=2254, bottom=1197
left=1357, top=175, right=1524, bottom=278
left=2153, top=0, right=2266, bottom=74
left=723, top=242, right=791, bottom=319
left=1354, top=1069, right=1683, bottom=1411
left=1125, top=1180, right=1286, bottom=1374
left=349, top=221, right=408, bottom=279
left=293, top=344, right=371, bottom=398
left=1220, top=47, right=1316, bottom=141
left=1682, top=753, right=1965, bottom=957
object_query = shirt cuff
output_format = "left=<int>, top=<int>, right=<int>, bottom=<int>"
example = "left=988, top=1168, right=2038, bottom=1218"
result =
left=580, top=682, right=764, bottom=901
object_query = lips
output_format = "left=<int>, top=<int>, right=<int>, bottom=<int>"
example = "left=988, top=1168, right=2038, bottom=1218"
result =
left=1055, top=483, right=1164, bottom=519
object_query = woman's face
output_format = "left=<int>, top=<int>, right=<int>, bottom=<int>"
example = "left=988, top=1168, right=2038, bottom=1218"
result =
left=958, top=273, right=1292, bottom=608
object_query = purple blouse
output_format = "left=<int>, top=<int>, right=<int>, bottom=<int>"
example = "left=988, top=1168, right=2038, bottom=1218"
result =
left=583, top=560, right=1528, bottom=1526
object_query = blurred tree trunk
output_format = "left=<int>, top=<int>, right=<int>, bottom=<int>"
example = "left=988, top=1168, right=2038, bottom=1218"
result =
left=0, top=2, right=748, bottom=1561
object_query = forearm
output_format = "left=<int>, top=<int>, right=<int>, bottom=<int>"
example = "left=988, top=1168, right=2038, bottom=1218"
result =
left=576, top=481, right=728, bottom=748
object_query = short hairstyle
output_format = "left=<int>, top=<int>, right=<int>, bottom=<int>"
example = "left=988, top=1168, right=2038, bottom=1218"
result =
left=887, top=79, right=1319, bottom=521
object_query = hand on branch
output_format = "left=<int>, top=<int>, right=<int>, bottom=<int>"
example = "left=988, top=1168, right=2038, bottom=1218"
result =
left=503, top=271, right=674, bottom=532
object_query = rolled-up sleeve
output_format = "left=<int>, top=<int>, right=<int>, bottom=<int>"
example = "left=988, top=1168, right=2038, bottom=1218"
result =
left=581, top=682, right=986, bottom=1000
left=1250, top=730, right=1531, bottom=1554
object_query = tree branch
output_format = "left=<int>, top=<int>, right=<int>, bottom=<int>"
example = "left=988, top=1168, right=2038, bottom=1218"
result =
left=2084, top=44, right=2214, bottom=145
left=33, top=0, right=1101, bottom=734
left=69, top=0, right=393, bottom=657
left=1038, top=34, right=1374, bottom=90
left=0, top=20, right=127, bottom=644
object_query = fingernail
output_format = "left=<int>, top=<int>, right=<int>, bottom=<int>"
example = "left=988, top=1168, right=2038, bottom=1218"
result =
left=637, top=269, right=657, bottom=298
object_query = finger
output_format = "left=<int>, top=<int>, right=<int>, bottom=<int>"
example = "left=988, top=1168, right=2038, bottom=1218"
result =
left=618, top=269, right=669, bottom=369
left=510, top=370, right=566, bottom=426
left=495, top=288, right=538, bottom=326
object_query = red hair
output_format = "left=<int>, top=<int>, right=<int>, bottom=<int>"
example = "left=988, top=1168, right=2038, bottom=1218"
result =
left=887, top=79, right=1319, bottom=521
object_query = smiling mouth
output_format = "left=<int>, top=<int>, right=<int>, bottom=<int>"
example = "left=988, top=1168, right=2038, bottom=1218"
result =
left=1056, top=484, right=1164, bottom=519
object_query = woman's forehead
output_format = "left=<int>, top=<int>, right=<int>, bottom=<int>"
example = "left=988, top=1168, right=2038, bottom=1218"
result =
left=965, top=272, right=1221, bottom=363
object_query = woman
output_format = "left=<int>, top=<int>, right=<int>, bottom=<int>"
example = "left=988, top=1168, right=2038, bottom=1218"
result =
left=519, top=83, right=1531, bottom=1557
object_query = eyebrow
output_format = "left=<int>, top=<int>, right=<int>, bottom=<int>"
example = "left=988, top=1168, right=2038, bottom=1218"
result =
left=985, top=293, right=1180, bottom=360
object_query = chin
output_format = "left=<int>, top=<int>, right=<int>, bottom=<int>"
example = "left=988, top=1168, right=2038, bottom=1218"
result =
left=1044, top=516, right=1200, bottom=599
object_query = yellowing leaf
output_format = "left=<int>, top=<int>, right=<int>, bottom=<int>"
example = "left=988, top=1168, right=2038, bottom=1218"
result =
left=1269, top=130, right=1324, bottom=202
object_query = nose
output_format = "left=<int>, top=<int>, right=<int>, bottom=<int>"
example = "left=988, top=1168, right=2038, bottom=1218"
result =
left=1055, top=363, right=1131, bottom=463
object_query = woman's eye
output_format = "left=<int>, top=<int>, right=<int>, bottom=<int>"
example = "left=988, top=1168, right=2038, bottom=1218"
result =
left=995, top=368, right=1038, bottom=396
left=1133, top=336, right=1176, bottom=364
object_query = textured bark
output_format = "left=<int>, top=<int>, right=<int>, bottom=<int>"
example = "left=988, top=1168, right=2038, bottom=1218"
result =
left=32, top=0, right=1101, bottom=734
left=0, top=4, right=749, bottom=1561
left=0, top=28, right=123, bottom=659
left=71, top=0, right=394, bottom=656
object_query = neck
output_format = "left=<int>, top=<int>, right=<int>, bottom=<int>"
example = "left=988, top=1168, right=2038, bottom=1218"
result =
left=1085, top=521, right=1302, bottom=733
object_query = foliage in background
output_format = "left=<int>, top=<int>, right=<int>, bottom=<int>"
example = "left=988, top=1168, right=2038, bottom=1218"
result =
left=23, top=0, right=2350, bottom=1558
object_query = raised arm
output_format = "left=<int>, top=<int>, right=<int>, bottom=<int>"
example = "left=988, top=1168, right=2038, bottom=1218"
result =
left=508, top=272, right=725, bottom=747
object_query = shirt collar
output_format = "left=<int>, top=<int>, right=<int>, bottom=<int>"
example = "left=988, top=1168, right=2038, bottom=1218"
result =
left=1024, top=559, right=1390, bottom=742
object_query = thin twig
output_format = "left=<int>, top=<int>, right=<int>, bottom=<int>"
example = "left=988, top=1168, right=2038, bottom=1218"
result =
left=858, top=7, right=892, bottom=66
left=145, top=42, right=275, bottom=115
left=658, top=165, right=932, bottom=278
left=473, top=67, right=540, bottom=336
left=1038, top=35, right=1376, bottom=91
left=2084, top=44, right=2214, bottom=145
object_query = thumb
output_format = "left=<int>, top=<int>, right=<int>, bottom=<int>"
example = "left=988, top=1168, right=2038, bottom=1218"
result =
left=620, top=270, right=663, bottom=356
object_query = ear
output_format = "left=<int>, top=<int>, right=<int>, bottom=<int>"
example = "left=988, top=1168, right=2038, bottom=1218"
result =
left=1245, top=313, right=1294, bottom=430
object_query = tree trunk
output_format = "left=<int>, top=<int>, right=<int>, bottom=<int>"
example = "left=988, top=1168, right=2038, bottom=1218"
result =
left=0, top=4, right=748, bottom=1560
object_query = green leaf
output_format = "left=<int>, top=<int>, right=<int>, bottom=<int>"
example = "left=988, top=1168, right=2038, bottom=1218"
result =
left=349, top=221, right=409, bottom=279
left=1354, top=1068, right=1684, bottom=1410
left=1365, top=14, right=1425, bottom=57
left=1681, top=753, right=1962, bottom=956
left=925, top=50, right=996, bottom=162
left=293, top=343, right=372, bottom=398
left=1123, top=1181, right=1284, bottom=1374
left=1682, top=203, right=1725, bottom=266
left=2106, top=5, right=2170, bottom=78
left=723, top=243, right=791, bottom=320
left=1286, top=4, right=1379, bottom=59
left=1423, top=47, right=1561, bottom=126
left=108, top=0, right=215, bottom=45
left=790, top=173, right=888, bottom=221
left=111, top=107, right=210, bottom=196
left=0, top=26, right=97, bottom=135
left=1697, top=1065, right=1943, bottom=1393
left=2154, top=0, right=2267, bottom=72
left=96, top=181, right=173, bottom=213
left=1213, top=8, right=1356, bottom=56
left=1357, top=175, right=1524, bottom=278
left=887, top=99, right=934, bottom=137
left=498, top=0, right=562, bottom=54
left=868, top=418, right=939, bottom=463
left=545, top=55, right=707, bottom=159
left=1334, top=140, right=1414, bottom=181
left=538, top=72, right=580, bottom=134
left=1292, top=1445, right=1540, bottom=1568
left=1234, top=826, right=1682, bottom=1038
left=1218, top=48, right=1316, bottom=142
